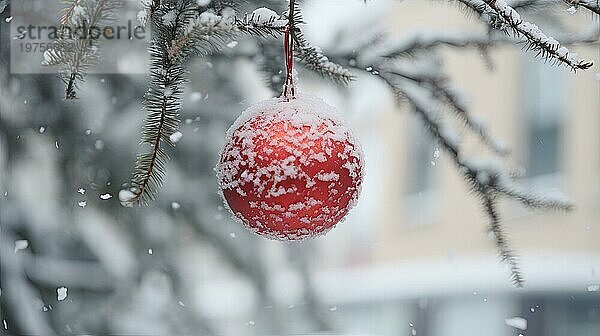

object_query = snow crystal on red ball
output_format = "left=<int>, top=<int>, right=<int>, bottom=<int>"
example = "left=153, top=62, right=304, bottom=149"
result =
left=215, top=94, right=364, bottom=241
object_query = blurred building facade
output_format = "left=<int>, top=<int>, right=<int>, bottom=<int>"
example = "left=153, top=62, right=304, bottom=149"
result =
left=299, top=1, right=600, bottom=336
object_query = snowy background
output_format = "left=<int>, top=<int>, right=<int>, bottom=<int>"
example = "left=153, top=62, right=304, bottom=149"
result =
left=1, top=0, right=599, bottom=335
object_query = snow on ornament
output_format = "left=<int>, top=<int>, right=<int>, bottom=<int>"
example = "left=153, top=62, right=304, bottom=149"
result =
left=215, top=94, right=363, bottom=240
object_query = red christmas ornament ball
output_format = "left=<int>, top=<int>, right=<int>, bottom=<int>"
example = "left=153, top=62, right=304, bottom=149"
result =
left=216, top=94, right=364, bottom=240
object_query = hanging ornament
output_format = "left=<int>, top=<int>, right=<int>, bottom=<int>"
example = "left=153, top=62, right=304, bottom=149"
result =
left=215, top=10, right=364, bottom=241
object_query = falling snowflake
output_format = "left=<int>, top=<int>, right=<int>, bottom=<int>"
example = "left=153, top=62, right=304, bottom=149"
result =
left=169, top=131, right=183, bottom=143
left=94, top=140, right=104, bottom=150
left=587, top=284, right=600, bottom=292
left=14, top=239, right=29, bottom=253
left=505, top=317, right=527, bottom=330
left=57, top=287, right=68, bottom=301
left=190, top=91, right=202, bottom=102
left=99, top=193, right=112, bottom=200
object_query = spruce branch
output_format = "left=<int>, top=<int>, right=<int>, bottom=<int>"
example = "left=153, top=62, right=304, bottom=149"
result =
left=451, top=0, right=597, bottom=62
left=44, top=0, right=122, bottom=99
left=59, top=0, right=82, bottom=27
left=168, top=11, right=236, bottom=62
left=124, top=0, right=190, bottom=206
left=167, top=10, right=286, bottom=63
left=481, top=0, right=593, bottom=70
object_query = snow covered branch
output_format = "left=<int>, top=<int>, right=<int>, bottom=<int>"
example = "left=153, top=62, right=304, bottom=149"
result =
left=481, top=0, right=593, bottom=70
left=168, top=11, right=236, bottom=62
left=449, top=0, right=596, bottom=70
left=124, top=0, right=192, bottom=206
left=168, top=9, right=287, bottom=63
left=43, top=0, right=122, bottom=99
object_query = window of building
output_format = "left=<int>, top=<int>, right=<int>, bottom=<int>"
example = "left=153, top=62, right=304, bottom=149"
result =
left=404, top=118, right=439, bottom=225
left=405, top=119, right=437, bottom=195
left=523, top=57, right=567, bottom=178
